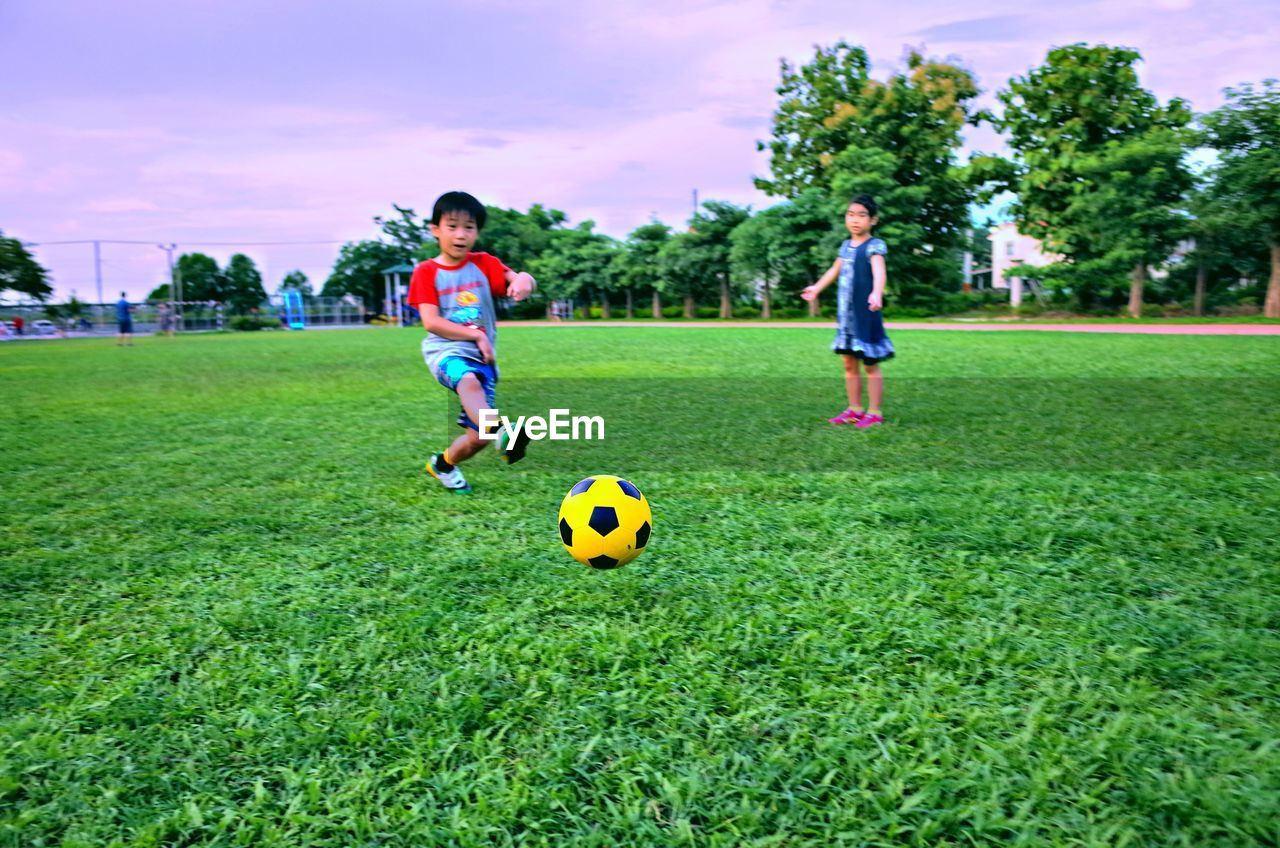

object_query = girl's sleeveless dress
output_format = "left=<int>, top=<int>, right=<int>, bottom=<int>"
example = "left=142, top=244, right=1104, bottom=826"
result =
left=832, top=237, right=895, bottom=364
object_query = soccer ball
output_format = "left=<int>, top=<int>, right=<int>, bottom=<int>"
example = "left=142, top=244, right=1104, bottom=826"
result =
left=557, top=475, right=652, bottom=569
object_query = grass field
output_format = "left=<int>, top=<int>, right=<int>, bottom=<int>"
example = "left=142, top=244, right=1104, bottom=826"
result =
left=2, top=327, right=1278, bottom=847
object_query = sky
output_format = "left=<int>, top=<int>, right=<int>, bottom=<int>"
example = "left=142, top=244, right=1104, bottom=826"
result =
left=2, top=0, right=1276, bottom=303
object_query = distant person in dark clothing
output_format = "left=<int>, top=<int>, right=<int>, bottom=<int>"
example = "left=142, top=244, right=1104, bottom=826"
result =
left=13, top=316, right=24, bottom=336
left=116, top=293, right=134, bottom=346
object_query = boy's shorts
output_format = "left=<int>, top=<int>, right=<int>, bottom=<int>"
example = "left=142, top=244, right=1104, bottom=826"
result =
left=431, top=356, right=497, bottom=432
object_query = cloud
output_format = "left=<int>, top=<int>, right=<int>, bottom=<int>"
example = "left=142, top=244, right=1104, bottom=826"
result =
left=913, top=15, right=1032, bottom=43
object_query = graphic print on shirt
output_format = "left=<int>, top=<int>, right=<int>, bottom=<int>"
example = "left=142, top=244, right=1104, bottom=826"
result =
left=447, top=289, right=482, bottom=328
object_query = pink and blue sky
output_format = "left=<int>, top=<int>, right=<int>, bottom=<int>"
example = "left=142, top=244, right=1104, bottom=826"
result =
left=2, top=0, right=1275, bottom=302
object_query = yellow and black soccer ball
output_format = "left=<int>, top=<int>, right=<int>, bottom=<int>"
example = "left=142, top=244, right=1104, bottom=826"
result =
left=557, top=475, right=652, bottom=569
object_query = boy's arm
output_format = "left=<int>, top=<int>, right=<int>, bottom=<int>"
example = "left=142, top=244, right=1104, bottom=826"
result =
left=418, top=304, right=493, bottom=362
left=801, top=258, right=842, bottom=300
left=504, top=268, right=536, bottom=302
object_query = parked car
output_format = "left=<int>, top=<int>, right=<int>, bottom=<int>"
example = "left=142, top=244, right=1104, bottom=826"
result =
left=30, top=319, right=59, bottom=335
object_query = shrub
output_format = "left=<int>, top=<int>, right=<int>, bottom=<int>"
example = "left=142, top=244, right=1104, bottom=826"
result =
left=696, top=306, right=720, bottom=319
left=731, top=305, right=761, bottom=319
left=228, top=315, right=281, bottom=331
left=772, top=306, right=806, bottom=319
left=819, top=304, right=837, bottom=318
left=880, top=305, right=933, bottom=319
left=661, top=306, right=684, bottom=319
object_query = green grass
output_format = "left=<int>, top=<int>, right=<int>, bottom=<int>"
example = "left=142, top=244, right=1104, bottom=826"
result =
left=2, top=327, right=1278, bottom=847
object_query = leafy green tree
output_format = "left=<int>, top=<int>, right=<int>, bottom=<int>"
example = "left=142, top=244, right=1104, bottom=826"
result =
left=279, top=270, right=312, bottom=297
left=147, top=283, right=172, bottom=302
left=613, top=220, right=672, bottom=318
left=527, top=223, right=616, bottom=318
left=1201, top=80, right=1280, bottom=317
left=374, top=204, right=436, bottom=260
left=223, top=254, right=268, bottom=314
left=730, top=190, right=837, bottom=317
left=322, top=241, right=411, bottom=314
left=1167, top=171, right=1270, bottom=315
left=984, top=43, right=1193, bottom=314
left=478, top=204, right=568, bottom=272
left=174, top=253, right=225, bottom=302
left=375, top=202, right=568, bottom=268
left=0, top=230, right=53, bottom=301
left=689, top=201, right=751, bottom=318
left=756, top=43, right=981, bottom=307
left=656, top=231, right=714, bottom=319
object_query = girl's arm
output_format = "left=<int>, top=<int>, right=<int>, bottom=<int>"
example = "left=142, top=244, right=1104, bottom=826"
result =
left=801, top=258, right=842, bottom=301
left=868, top=255, right=887, bottom=311
left=417, top=303, right=494, bottom=362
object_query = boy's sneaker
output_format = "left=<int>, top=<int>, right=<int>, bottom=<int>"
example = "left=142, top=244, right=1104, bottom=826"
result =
left=828, top=408, right=864, bottom=425
left=494, top=417, right=531, bottom=464
left=426, top=453, right=472, bottom=494
left=854, top=413, right=885, bottom=429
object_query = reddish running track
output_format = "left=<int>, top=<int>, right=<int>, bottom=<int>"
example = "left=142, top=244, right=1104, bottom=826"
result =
left=501, top=320, right=1280, bottom=336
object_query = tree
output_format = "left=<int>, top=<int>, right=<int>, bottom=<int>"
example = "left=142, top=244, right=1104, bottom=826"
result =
left=689, top=201, right=751, bottom=318
left=613, top=220, right=672, bottom=318
left=756, top=43, right=981, bottom=308
left=374, top=204, right=436, bottom=260
left=279, top=270, right=312, bottom=297
left=0, top=230, right=53, bottom=301
left=985, top=44, right=1194, bottom=314
left=147, top=283, right=172, bottom=301
left=656, top=232, right=713, bottom=319
left=321, top=240, right=411, bottom=314
left=1201, top=80, right=1280, bottom=317
left=223, top=254, right=268, bottom=314
left=478, top=204, right=568, bottom=272
left=730, top=190, right=837, bottom=318
left=174, top=253, right=225, bottom=302
left=527, top=223, right=616, bottom=319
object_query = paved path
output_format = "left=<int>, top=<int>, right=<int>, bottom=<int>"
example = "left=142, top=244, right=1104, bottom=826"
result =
left=500, top=320, right=1280, bottom=336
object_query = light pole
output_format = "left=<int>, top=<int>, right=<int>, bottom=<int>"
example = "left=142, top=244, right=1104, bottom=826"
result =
left=158, top=243, right=178, bottom=329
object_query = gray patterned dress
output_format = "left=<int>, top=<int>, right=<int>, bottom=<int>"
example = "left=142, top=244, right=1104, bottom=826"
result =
left=832, top=237, right=895, bottom=364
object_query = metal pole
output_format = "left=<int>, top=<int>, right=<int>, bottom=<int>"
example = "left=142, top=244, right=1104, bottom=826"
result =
left=158, top=243, right=178, bottom=330
left=93, top=240, right=104, bottom=331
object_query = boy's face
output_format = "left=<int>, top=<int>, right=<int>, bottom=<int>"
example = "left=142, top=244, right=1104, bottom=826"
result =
left=431, top=211, right=479, bottom=260
left=845, top=203, right=876, bottom=238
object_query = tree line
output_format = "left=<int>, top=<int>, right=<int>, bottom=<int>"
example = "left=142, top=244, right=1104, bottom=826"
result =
left=3, top=42, right=1276, bottom=318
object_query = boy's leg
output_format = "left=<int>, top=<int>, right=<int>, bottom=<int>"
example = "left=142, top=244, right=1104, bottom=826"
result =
left=446, top=373, right=491, bottom=464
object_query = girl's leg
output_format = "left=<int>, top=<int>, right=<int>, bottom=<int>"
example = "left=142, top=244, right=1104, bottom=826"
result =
left=865, top=363, right=884, bottom=416
left=842, top=354, right=864, bottom=412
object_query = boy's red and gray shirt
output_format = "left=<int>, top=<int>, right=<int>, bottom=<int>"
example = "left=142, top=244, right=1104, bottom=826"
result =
left=409, top=252, right=511, bottom=372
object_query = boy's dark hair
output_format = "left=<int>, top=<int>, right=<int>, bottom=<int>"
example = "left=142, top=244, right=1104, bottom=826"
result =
left=431, top=191, right=487, bottom=229
left=848, top=194, right=879, bottom=218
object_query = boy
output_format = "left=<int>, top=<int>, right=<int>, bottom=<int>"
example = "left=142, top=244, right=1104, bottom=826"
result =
left=410, top=191, right=536, bottom=494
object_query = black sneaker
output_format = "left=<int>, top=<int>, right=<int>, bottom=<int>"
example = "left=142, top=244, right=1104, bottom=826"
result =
left=494, top=417, right=531, bottom=464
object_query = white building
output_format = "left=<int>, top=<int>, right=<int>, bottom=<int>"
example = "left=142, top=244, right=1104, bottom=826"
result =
left=990, top=222, right=1060, bottom=306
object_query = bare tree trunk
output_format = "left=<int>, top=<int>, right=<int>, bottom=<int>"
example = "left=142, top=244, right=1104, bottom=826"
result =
left=1128, top=263, right=1146, bottom=318
left=720, top=276, right=731, bottom=319
left=762, top=279, right=772, bottom=320
left=601, top=292, right=611, bottom=319
left=1267, top=242, right=1280, bottom=319
left=1194, top=259, right=1206, bottom=317
left=808, top=294, right=819, bottom=318
left=546, top=301, right=554, bottom=319
left=683, top=294, right=695, bottom=319
left=652, top=290, right=662, bottom=319
left=580, top=290, right=591, bottom=320
left=625, top=289, right=634, bottom=319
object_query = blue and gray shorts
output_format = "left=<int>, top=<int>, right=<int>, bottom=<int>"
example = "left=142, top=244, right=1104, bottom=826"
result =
left=431, top=356, right=498, bottom=432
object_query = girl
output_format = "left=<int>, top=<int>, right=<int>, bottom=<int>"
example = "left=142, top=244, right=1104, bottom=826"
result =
left=802, top=194, right=894, bottom=428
